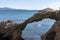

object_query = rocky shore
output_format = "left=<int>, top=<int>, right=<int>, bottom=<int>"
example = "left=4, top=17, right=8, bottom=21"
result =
left=0, top=8, right=60, bottom=40
left=0, top=20, right=24, bottom=40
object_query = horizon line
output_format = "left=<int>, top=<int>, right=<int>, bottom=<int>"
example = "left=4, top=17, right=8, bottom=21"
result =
left=0, top=7, right=59, bottom=10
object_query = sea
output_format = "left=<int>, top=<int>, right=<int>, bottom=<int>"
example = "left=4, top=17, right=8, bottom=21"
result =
left=0, top=10, right=56, bottom=40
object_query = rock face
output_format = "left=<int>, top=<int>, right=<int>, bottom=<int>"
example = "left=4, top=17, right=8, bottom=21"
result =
left=0, top=20, right=24, bottom=40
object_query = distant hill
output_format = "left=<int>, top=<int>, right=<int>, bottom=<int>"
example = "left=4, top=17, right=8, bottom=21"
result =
left=0, top=7, right=16, bottom=10
left=0, top=7, right=38, bottom=11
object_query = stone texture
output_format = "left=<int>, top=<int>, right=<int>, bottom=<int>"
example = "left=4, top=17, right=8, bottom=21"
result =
left=0, top=20, right=24, bottom=40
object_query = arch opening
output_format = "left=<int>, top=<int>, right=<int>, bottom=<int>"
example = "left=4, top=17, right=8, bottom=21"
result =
left=22, top=18, right=55, bottom=40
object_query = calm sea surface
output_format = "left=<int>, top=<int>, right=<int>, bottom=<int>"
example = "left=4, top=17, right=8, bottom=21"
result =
left=0, top=10, right=56, bottom=40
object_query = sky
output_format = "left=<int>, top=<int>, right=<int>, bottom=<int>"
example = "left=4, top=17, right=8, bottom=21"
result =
left=0, top=0, right=60, bottom=10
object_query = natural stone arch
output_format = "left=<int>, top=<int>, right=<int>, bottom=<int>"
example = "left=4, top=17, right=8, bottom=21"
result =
left=20, top=8, right=60, bottom=31
left=0, top=8, right=60, bottom=40
left=19, top=8, right=60, bottom=40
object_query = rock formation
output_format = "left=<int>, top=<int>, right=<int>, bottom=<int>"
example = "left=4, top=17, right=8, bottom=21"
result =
left=0, top=8, right=60, bottom=40
left=0, top=20, right=24, bottom=40
left=21, top=8, right=60, bottom=31
left=21, top=8, right=60, bottom=40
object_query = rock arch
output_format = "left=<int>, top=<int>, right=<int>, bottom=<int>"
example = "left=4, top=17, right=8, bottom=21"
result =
left=20, top=8, right=60, bottom=40
left=0, top=8, right=60, bottom=40
left=21, top=8, right=59, bottom=31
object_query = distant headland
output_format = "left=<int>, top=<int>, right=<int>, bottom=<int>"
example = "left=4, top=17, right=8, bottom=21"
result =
left=0, top=7, right=38, bottom=11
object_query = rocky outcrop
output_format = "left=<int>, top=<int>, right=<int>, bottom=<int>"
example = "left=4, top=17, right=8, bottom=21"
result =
left=0, top=20, right=24, bottom=40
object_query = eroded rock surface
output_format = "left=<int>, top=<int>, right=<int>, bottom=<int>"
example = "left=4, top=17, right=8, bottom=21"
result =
left=0, top=20, right=24, bottom=40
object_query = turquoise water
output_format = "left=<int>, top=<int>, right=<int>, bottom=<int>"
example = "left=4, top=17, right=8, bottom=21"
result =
left=0, top=10, right=36, bottom=22
left=0, top=10, right=56, bottom=40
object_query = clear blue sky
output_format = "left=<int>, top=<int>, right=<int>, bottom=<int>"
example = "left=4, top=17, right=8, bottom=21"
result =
left=0, top=0, right=60, bottom=10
